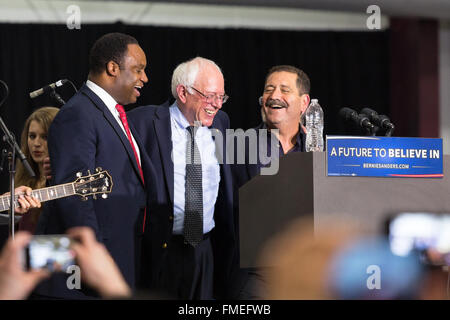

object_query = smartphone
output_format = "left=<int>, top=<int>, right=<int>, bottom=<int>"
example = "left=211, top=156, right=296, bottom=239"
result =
left=388, top=212, right=450, bottom=264
left=23, top=235, right=76, bottom=272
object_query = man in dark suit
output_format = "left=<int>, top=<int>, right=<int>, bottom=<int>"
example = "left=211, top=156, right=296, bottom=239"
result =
left=232, top=65, right=311, bottom=299
left=129, top=57, right=241, bottom=299
left=233, top=65, right=311, bottom=188
left=34, top=33, right=156, bottom=299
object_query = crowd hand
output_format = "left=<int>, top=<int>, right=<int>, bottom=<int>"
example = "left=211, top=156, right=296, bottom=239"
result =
left=2, top=186, right=41, bottom=215
left=0, top=232, right=50, bottom=300
left=67, top=227, right=131, bottom=299
left=43, top=157, right=52, bottom=181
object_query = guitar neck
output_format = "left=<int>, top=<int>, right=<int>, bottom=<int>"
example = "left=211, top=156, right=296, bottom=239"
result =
left=0, top=183, right=76, bottom=213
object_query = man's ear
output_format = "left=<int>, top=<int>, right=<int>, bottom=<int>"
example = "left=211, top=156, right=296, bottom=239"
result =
left=106, top=61, right=120, bottom=77
left=299, top=94, right=310, bottom=130
left=300, top=94, right=311, bottom=114
left=176, top=85, right=188, bottom=104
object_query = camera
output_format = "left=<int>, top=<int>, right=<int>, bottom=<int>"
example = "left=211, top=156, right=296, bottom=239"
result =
left=22, top=235, right=76, bottom=272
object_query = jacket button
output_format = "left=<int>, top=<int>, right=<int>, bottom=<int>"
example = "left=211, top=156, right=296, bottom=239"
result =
left=162, top=243, right=168, bottom=249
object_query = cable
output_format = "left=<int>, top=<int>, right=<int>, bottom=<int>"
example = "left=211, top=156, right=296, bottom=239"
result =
left=0, top=80, right=9, bottom=108
left=66, top=79, right=78, bottom=94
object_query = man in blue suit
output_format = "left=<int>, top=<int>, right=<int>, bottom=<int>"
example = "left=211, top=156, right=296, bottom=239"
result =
left=129, top=57, right=242, bottom=299
left=34, top=33, right=156, bottom=299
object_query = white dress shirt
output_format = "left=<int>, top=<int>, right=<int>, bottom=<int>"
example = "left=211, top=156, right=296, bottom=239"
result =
left=170, top=103, right=220, bottom=235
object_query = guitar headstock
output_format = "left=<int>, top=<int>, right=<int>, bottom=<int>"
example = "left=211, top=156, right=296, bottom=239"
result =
left=73, top=168, right=113, bottom=200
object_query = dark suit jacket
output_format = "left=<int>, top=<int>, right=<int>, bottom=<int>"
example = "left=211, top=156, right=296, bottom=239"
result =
left=128, top=102, right=241, bottom=299
left=35, top=84, right=158, bottom=299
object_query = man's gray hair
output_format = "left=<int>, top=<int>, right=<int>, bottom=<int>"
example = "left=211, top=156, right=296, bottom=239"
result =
left=171, top=57, right=223, bottom=99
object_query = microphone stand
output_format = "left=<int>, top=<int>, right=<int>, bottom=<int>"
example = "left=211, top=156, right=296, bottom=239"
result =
left=49, top=88, right=66, bottom=107
left=369, top=126, right=379, bottom=136
left=7, top=146, right=15, bottom=239
left=0, top=80, right=36, bottom=238
left=385, top=125, right=395, bottom=137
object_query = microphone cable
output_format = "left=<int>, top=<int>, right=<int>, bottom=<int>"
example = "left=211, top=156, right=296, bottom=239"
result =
left=0, top=80, right=9, bottom=108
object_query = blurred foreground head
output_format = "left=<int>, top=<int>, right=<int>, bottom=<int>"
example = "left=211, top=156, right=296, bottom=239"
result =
left=258, top=217, right=429, bottom=300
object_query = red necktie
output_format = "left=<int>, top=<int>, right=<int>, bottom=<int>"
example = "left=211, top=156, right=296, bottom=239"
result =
left=115, top=104, right=146, bottom=231
left=115, top=104, right=144, bottom=183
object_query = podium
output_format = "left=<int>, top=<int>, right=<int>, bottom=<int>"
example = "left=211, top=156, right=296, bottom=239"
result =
left=239, top=152, right=450, bottom=267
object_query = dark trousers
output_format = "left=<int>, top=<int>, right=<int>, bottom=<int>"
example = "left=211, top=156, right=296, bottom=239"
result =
left=158, top=235, right=214, bottom=300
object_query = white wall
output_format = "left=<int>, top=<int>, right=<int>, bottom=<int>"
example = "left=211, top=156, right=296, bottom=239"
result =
left=0, top=0, right=388, bottom=30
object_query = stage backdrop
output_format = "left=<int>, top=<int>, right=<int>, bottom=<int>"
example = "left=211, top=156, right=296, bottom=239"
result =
left=0, top=22, right=389, bottom=193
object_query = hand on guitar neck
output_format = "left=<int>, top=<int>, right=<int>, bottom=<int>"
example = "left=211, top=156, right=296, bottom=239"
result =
left=2, top=186, right=42, bottom=215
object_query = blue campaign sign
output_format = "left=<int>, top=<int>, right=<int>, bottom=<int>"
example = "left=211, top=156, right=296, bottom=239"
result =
left=326, top=136, right=443, bottom=178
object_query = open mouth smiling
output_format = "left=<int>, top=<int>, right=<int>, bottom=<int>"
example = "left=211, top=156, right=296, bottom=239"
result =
left=205, top=109, right=216, bottom=115
left=266, top=99, right=287, bottom=109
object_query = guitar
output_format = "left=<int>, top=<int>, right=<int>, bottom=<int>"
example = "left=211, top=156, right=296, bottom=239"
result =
left=0, top=168, right=113, bottom=213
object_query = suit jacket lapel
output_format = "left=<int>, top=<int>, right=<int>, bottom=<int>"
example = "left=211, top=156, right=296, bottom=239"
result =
left=80, top=85, right=144, bottom=187
left=210, top=114, right=230, bottom=215
left=154, top=107, right=174, bottom=204
left=210, top=115, right=226, bottom=166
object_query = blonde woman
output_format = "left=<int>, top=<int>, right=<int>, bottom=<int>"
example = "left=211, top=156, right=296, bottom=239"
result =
left=15, top=107, right=59, bottom=233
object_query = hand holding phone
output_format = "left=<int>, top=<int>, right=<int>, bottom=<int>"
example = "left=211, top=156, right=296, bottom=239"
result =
left=0, top=232, right=49, bottom=299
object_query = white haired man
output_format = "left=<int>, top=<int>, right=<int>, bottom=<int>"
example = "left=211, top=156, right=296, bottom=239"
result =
left=128, top=57, right=241, bottom=299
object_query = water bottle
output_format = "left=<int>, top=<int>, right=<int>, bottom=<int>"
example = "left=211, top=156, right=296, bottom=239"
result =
left=305, top=99, right=324, bottom=152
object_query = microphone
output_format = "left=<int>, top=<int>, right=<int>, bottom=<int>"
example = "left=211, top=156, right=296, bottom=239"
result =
left=361, top=108, right=395, bottom=130
left=29, top=79, right=68, bottom=99
left=339, top=107, right=375, bottom=130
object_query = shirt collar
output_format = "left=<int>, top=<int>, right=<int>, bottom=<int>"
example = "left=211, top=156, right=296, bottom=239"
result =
left=170, top=102, right=208, bottom=137
left=170, top=102, right=191, bottom=130
left=262, top=122, right=305, bottom=149
left=86, top=80, right=118, bottom=114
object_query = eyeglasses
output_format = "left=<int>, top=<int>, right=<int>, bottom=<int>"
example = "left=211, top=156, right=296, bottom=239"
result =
left=189, top=86, right=229, bottom=104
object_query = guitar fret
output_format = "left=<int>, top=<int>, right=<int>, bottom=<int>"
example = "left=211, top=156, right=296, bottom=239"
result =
left=32, top=190, right=40, bottom=202
left=65, top=184, right=73, bottom=196
left=41, top=189, right=46, bottom=201
left=40, top=188, right=47, bottom=201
